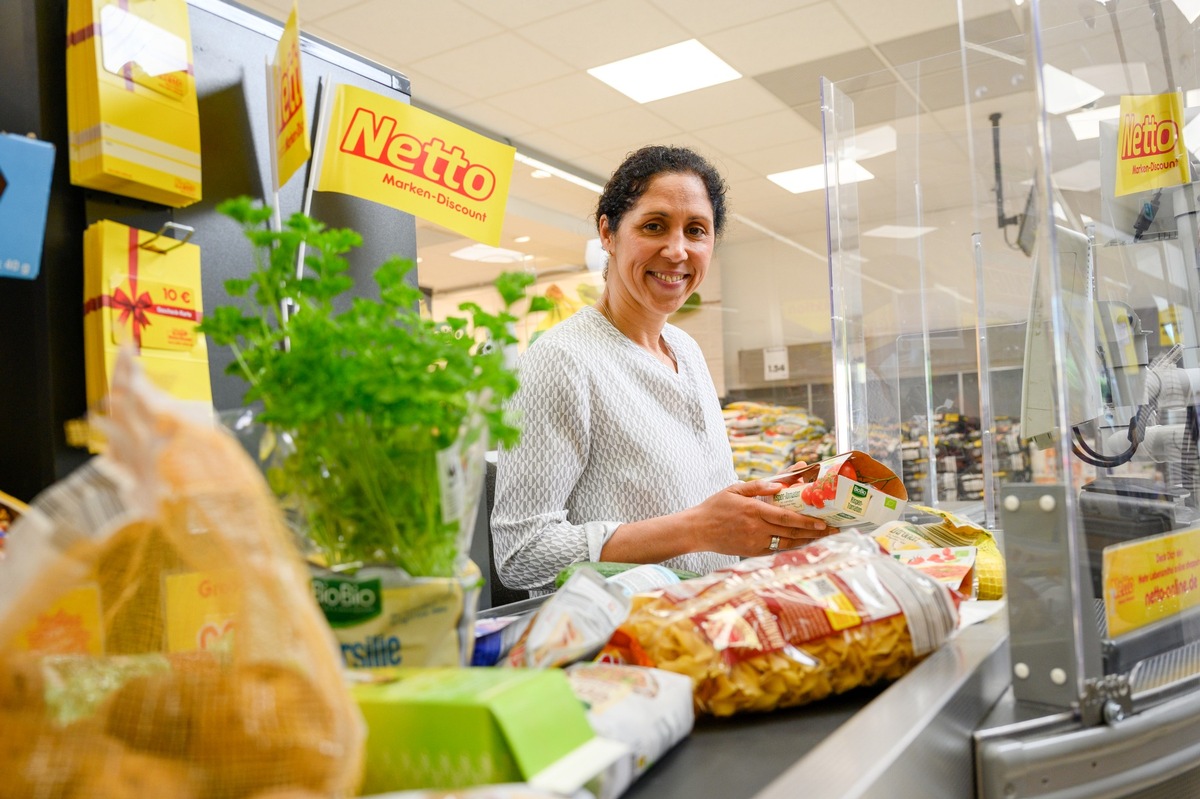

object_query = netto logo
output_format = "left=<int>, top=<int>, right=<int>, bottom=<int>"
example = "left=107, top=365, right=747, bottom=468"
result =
left=312, top=576, right=382, bottom=627
left=338, top=107, right=497, bottom=201
left=1120, top=113, right=1181, bottom=160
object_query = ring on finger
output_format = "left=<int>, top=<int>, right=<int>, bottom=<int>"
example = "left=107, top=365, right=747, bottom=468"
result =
left=768, top=535, right=781, bottom=552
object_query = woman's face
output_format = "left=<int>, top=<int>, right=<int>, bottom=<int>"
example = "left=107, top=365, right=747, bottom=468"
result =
left=599, top=172, right=715, bottom=319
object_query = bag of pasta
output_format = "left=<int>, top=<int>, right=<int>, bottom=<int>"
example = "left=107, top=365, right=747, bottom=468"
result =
left=601, top=530, right=959, bottom=717
left=0, top=353, right=364, bottom=798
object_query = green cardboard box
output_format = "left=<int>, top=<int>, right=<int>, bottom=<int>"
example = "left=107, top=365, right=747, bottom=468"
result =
left=352, top=667, right=601, bottom=795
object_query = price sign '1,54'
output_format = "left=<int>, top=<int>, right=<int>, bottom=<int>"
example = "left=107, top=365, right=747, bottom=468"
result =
left=763, top=346, right=789, bottom=382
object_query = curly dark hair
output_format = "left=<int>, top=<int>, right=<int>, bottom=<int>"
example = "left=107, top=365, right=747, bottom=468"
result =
left=595, top=145, right=728, bottom=238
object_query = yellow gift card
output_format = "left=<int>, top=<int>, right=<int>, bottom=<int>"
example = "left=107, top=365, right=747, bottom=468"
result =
left=1114, top=92, right=1191, bottom=197
left=66, top=0, right=201, bottom=207
left=316, top=83, right=515, bottom=246
left=83, top=220, right=212, bottom=452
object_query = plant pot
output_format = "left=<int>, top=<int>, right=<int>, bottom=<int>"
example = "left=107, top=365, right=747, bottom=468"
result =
left=221, top=408, right=489, bottom=667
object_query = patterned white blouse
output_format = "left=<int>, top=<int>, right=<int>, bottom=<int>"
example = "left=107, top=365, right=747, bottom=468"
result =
left=491, top=305, right=739, bottom=593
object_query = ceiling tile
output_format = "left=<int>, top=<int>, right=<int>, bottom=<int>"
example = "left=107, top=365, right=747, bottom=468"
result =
left=318, top=0, right=501, bottom=64
left=554, top=106, right=683, bottom=155
left=754, top=49, right=890, bottom=109
left=644, top=78, right=791, bottom=133
left=875, top=22, right=964, bottom=67
left=704, top=3, right=868, bottom=77
left=734, top=139, right=826, bottom=174
left=457, top=0, right=594, bottom=28
left=448, top=100, right=540, bottom=140
left=693, top=109, right=820, bottom=155
left=512, top=129, right=598, bottom=165
left=836, top=0, right=962, bottom=43
left=648, top=0, right=813, bottom=37
left=518, top=0, right=691, bottom=70
left=488, top=73, right=631, bottom=130
left=401, top=66, right=476, bottom=110
left=409, top=33, right=574, bottom=102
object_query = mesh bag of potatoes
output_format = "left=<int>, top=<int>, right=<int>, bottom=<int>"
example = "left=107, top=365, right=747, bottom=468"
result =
left=0, top=354, right=364, bottom=799
left=601, top=531, right=959, bottom=717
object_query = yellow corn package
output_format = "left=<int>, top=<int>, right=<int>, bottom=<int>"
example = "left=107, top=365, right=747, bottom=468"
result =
left=601, top=531, right=959, bottom=717
left=66, top=0, right=201, bottom=206
left=83, top=219, right=212, bottom=453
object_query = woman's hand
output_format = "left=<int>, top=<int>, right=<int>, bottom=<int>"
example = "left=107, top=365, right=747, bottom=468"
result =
left=685, top=479, right=828, bottom=557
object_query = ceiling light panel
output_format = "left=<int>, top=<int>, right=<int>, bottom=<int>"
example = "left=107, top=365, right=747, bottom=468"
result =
left=587, top=39, right=741, bottom=104
left=768, top=161, right=874, bottom=194
left=862, top=225, right=937, bottom=239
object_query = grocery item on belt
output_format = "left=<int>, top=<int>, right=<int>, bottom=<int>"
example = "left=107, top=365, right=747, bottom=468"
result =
left=357, top=788, right=594, bottom=799
left=565, top=662, right=694, bottom=796
left=601, top=531, right=959, bottom=716
left=908, top=505, right=1006, bottom=601
left=555, top=561, right=698, bottom=590
left=506, top=568, right=631, bottom=668
left=769, top=451, right=907, bottom=531
left=892, top=546, right=978, bottom=599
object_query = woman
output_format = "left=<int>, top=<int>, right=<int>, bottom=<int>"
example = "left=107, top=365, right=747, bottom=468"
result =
left=492, top=145, right=826, bottom=594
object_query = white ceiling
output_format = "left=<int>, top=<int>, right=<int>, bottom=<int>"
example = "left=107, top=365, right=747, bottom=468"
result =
left=228, top=0, right=1191, bottom=340
left=228, top=0, right=1020, bottom=289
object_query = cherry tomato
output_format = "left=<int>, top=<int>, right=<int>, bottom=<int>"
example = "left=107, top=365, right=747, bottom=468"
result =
left=838, top=462, right=858, bottom=482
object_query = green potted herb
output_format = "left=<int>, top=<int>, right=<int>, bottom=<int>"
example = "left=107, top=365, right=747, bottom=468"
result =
left=200, top=197, right=548, bottom=581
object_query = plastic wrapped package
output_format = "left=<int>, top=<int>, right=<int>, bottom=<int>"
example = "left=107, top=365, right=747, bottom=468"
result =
left=0, top=353, right=363, bottom=798
left=602, top=531, right=959, bottom=717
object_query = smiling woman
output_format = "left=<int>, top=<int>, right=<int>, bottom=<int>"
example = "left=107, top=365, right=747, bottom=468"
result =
left=490, top=145, right=829, bottom=595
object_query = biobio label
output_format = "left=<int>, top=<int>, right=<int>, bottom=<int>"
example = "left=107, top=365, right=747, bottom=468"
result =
left=312, top=575, right=383, bottom=627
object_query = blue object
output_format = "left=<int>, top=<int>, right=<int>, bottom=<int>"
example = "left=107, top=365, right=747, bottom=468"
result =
left=0, top=133, right=55, bottom=280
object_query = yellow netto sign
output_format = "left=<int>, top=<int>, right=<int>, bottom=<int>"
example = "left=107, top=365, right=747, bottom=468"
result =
left=316, top=84, right=514, bottom=246
left=1114, top=91, right=1190, bottom=197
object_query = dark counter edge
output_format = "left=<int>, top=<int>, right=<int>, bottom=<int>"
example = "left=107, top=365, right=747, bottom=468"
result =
left=755, top=611, right=1011, bottom=799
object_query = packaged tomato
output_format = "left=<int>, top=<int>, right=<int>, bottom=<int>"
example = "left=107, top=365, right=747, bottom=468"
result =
left=769, top=451, right=907, bottom=531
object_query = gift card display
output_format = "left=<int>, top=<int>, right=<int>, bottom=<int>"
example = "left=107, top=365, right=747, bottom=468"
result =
left=66, top=0, right=201, bottom=207
left=83, top=219, right=212, bottom=452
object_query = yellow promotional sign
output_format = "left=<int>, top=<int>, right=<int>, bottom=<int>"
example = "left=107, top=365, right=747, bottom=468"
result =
left=272, top=1, right=310, bottom=189
left=1114, top=92, right=1191, bottom=197
left=1103, top=525, right=1200, bottom=638
left=316, top=83, right=514, bottom=246
left=164, top=570, right=240, bottom=653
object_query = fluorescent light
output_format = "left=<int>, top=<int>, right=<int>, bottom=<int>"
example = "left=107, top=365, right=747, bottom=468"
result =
left=1173, top=0, right=1200, bottom=23
left=1042, top=64, right=1105, bottom=114
left=767, top=160, right=874, bottom=194
left=513, top=235, right=531, bottom=243
left=530, top=169, right=552, bottom=179
left=862, top=225, right=937, bottom=239
left=450, top=243, right=527, bottom=263
left=587, top=39, right=740, bottom=104
left=514, top=152, right=603, bottom=193
left=1065, top=104, right=1119, bottom=140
